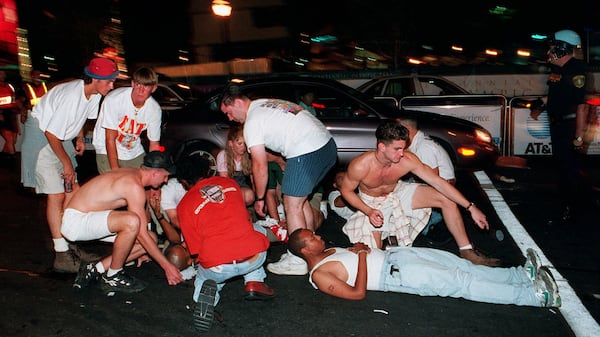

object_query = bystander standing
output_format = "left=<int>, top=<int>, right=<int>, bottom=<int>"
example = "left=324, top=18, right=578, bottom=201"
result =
left=20, top=57, right=119, bottom=273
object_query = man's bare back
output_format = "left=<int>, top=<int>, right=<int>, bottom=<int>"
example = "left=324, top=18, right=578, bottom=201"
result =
left=65, top=168, right=147, bottom=213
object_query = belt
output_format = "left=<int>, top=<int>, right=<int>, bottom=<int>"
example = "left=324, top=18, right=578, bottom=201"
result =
left=227, top=253, right=258, bottom=265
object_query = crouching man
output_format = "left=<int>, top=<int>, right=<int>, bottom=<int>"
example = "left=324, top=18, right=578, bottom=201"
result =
left=61, top=151, right=184, bottom=293
left=176, top=153, right=275, bottom=332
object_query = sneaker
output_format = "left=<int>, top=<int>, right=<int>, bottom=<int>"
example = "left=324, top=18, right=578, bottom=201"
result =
left=194, top=279, right=217, bottom=332
left=100, top=270, right=147, bottom=294
left=524, top=248, right=541, bottom=281
left=535, top=267, right=561, bottom=307
left=460, top=248, right=502, bottom=267
left=53, top=250, right=80, bottom=273
left=73, top=261, right=100, bottom=289
left=266, top=251, right=308, bottom=275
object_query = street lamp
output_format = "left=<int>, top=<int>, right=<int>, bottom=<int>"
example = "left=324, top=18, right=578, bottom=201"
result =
left=212, top=0, right=232, bottom=17
left=212, top=0, right=232, bottom=60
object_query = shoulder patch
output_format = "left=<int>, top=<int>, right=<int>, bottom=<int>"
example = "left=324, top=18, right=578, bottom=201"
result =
left=572, top=75, right=586, bottom=89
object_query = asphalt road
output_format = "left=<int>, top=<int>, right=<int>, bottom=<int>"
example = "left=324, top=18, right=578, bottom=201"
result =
left=0, top=153, right=598, bottom=337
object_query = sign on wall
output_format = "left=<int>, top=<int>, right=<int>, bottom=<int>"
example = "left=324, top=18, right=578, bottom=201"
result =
left=512, top=107, right=600, bottom=155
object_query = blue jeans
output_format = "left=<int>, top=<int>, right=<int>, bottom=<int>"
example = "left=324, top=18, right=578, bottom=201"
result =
left=379, top=247, right=541, bottom=306
left=193, top=224, right=268, bottom=305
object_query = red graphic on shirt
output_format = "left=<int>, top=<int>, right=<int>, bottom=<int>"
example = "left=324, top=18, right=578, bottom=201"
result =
left=116, top=115, right=146, bottom=149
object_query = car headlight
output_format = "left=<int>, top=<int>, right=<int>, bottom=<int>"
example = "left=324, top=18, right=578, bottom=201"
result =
left=474, top=129, right=492, bottom=144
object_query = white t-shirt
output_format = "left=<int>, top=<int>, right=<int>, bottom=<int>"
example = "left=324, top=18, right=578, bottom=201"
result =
left=409, top=130, right=455, bottom=181
left=32, top=79, right=101, bottom=141
left=244, top=98, right=331, bottom=158
left=92, top=87, right=162, bottom=160
left=327, top=190, right=355, bottom=220
left=161, top=177, right=187, bottom=212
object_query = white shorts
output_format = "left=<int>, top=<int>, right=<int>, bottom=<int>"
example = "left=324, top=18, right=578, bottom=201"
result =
left=61, top=208, right=115, bottom=243
left=35, top=144, right=78, bottom=194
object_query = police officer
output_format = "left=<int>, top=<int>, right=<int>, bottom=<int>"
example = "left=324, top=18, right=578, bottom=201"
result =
left=536, top=29, right=589, bottom=223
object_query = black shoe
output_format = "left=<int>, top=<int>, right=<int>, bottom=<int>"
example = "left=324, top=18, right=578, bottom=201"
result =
left=73, top=261, right=100, bottom=290
left=100, top=270, right=147, bottom=294
left=194, top=280, right=217, bottom=332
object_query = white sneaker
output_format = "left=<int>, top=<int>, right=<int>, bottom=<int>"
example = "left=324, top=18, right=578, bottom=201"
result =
left=524, top=248, right=541, bottom=281
left=267, top=251, right=308, bottom=275
left=534, top=267, right=561, bottom=307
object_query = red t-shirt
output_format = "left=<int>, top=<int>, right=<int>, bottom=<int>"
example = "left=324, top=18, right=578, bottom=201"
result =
left=177, top=176, right=269, bottom=268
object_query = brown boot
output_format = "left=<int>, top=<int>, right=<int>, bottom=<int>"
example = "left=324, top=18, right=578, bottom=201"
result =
left=460, top=248, right=501, bottom=267
left=68, top=243, right=103, bottom=262
left=53, top=250, right=80, bottom=273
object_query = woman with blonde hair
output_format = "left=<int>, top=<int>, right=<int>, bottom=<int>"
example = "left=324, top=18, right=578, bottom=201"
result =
left=216, top=124, right=255, bottom=205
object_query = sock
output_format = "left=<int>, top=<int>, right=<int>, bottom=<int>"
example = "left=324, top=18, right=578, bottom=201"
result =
left=459, top=244, right=473, bottom=251
left=95, top=262, right=105, bottom=274
left=53, top=238, right=69, bottom=252
left=106, top=268, right=122, bottom=277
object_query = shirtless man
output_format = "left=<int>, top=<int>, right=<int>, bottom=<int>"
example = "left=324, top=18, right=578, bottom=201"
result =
left=61, top=151, right=184, bottom=293
left=340, top=121, right=500, bottom=266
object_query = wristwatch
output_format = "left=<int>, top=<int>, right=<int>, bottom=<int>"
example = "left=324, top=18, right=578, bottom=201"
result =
left=574, top=136, right=583, bottom=142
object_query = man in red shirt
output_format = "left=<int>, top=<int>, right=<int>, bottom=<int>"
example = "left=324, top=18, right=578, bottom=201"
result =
left=177, top=153, right=275, bottom=333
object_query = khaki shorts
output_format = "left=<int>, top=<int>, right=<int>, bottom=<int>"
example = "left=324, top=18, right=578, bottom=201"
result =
left=96, top=153, right=145, bottom=174
left=35, top=144, right=78, bottom=194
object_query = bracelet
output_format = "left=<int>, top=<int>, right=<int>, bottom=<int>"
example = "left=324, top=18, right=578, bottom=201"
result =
left=255, top=196, right=265, bottom=201
left=156, top=216, right=164, bottom=221
left=465, top=202, right=475, bottom=211
left=357, top=249, right=368, bottom=254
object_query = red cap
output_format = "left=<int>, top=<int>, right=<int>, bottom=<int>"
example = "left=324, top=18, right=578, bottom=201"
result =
left=84, top=58, right=119, bottom=80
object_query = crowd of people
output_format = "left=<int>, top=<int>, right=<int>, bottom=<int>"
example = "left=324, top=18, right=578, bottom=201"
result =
left=14, top=28, right=585, bottom=331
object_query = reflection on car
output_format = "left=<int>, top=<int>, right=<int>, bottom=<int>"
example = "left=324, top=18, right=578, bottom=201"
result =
left=161, top=76, right=499, bottom=171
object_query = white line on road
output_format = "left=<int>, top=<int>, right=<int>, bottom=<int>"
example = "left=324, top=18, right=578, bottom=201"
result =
left=474, top=171, right=600, bottom=337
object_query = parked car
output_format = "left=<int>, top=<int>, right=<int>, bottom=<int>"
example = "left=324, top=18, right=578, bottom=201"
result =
left=161, top=76, right=499, bottom=172
left=355, top=73, right=509, bottom=155
left=356, top=73, right=469, bottom=97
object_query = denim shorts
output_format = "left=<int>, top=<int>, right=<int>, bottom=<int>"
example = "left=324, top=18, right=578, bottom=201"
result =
left=282, top=138, right=337, bottom=197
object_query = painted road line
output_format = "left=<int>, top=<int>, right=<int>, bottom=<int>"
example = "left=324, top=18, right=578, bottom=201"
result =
left=474, top=170, right=600, bottom=337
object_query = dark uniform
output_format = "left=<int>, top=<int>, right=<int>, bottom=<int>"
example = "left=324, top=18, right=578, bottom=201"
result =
left=545, top=58, right=588, bottom=218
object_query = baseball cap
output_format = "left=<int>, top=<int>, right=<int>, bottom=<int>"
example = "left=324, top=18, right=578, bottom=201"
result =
left=143, top=151, right=176, bottom=175
left=84, top=57, right=119, bottom=80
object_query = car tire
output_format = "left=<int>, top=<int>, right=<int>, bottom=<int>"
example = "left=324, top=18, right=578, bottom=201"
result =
left=171, top=139, right=220, bottom=176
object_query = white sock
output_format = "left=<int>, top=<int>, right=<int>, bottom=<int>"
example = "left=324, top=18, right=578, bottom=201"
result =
left=95, top=262, right=105, bottom=274
left=53, top=238, right=69, bottom=253
left=106, top=268, right=122, bottom=277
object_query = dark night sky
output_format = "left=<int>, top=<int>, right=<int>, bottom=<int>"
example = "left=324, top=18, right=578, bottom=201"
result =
left=15, top=0, right=600, bottom=78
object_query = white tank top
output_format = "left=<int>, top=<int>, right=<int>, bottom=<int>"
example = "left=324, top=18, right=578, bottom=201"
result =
left=309, top=248, right=385, bottom=290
